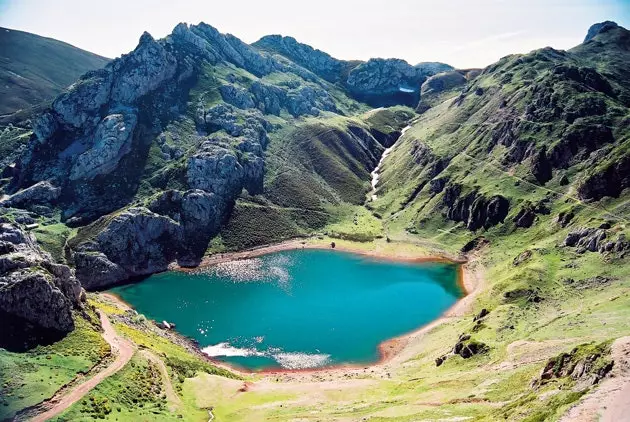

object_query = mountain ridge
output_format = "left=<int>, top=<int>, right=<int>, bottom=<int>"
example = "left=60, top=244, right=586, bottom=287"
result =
left=0, top=26, right=110, bottom=116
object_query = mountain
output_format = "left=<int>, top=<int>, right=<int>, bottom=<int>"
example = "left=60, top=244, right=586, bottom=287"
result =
left=0, top=27, right=110, bottom=116
left=366, top=22, right=630, bottom=420
left=0, top=22, right=419, bottom=320
left=254, top=34, right=453, bottom=106
left=1, top=19, right=629, bottom=422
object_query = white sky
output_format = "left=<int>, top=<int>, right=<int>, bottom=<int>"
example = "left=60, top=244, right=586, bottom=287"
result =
left=1, top=0, right=629, bottom=68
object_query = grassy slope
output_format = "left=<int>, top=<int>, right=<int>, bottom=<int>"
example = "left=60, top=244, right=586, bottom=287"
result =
left=47, top=296, right=239, bottom=421
left=0, top=312, right=109, bottom=420
left=0, top=27, right=109, bottom=115
left=220, top=107, right=414, bottom=250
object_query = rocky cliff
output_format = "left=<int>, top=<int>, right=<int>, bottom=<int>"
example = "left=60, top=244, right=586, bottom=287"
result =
left=254, top=34, right=453, bottom=106
left=0, top=220, right=83, bottom=349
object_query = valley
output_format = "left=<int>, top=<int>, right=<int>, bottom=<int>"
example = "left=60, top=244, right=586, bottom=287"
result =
left=0, top=17, right=629, bottom=422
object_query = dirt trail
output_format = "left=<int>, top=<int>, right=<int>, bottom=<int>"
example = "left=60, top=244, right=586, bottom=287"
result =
left=140, top=349, right=181, bottom=411
left=559, top=336, right=630, bottom=422
left=25, top=311, right=135, bottom=422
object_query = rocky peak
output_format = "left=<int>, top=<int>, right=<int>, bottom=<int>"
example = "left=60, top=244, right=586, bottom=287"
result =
left=139, top=30, right=156, bottom=45
left=254, top=34, right=343, bottom=83
left=584, top=21, right=619, bottom=42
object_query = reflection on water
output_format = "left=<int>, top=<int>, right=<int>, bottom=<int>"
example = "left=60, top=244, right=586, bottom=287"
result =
left=111, top=250, right=462, bottom=371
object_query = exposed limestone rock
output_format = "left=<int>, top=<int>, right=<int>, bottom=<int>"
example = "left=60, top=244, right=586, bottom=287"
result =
left=347, top=59, right=451, bottom=106
left=460, top=236, right=489, bottom=253
left=254, top=34, right=343, bottom=83
left=577, top=155, right=630, bottom=201
left=110, top=32, right=178, bottom=104
left=2, top=181, right=61, bottom=209
left=452, top=334, right=489, bottom=359
left=473, top=308, right=490, bottom=321
left=564, top=228, right=607, bottom=252
left=32, top=111, right=59, bottom=144
left=74, top=208, right=181, bottom=287
left=73, top=251, right=127, bottom=290
left=533, top=342, right=614, bottom=389
left=70, top=112, right=138, bottom=180
left=219, top=84, right=256, bottom=109
left=513, top=250, right=533, bottom=266
left=0, top=222, right=82, bottom=333
left=550, top=120, right=614, bottom=169
left=420, top=71, right=466, bottom=96
left=530, top=147, right=553, bottom=184
left=187, top=143, right=245, bottom=197
left=556, top=211, right=575, bottom=227
left=584, top=21, right=619, bottom=42
left=562, top=227, right=627, bottom=256
left=250, top=81, right=285, bottom=115
left=513, top=205, right=537, bottom=228
left=51, top=69, right=113, bottom=130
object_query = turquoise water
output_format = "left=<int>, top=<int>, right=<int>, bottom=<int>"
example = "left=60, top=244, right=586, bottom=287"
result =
left=110, top=249, right=462, bottom=371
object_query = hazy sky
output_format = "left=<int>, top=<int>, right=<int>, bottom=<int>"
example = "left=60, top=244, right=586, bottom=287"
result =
left=1, top=0, right=629, bottom=68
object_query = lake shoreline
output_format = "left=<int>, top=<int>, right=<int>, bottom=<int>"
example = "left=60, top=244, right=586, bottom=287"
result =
left=106, top=238, right=483, bottom=376
left=174, top=237, right=467, bottom=270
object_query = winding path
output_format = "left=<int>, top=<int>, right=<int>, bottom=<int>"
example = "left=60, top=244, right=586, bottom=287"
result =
left=24, top=311, right=135, bottom=422
left=140, top=350, right=181, bottom=411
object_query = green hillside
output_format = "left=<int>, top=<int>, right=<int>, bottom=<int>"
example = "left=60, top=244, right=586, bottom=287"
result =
left=0, top=27, right=109, bottom=115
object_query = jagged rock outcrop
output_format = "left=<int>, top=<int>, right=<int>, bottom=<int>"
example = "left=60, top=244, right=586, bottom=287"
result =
left=443, top=185, right=509, bottom=231
left=254, top=35, right=453, bottom=108
left=254, top=35, right=344, bottom=83
left=512, top=201, right=549, bottom=228
left=577, top=155, right=630, bottom=201
left=532, top=342, right=614, bottom=389
left=556, top=211, right=575, bottom=227
left=73, top=208, right=181, bottom=289
left=420, top=71, right=467, bottom=96
left=1, top=181, right=60, bottom=210
left=529, top=147, right=553, bottom=184
left=187, top=143, right=246, bottom=197
left=0, top=222, right=83, bottom=336
left=70, top=112, right=138, bottom=180
left=563, top=227, right=628, bottom=255
left=452, top=334, right=489, bottom=359
left=550, top=119, right=614, bottom=169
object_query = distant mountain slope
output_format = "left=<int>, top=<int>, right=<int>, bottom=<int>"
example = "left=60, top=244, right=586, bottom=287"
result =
left=0, top=27, right=109, bottom=115
left=254, top=35, right=453, bottom=106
